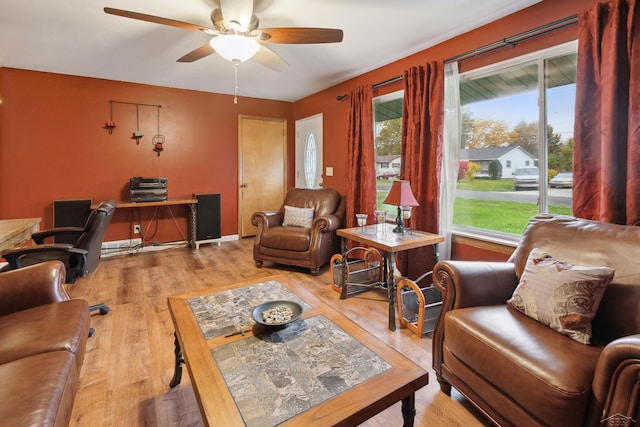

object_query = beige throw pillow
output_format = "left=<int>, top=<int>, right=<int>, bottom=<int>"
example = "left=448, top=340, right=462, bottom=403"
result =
left=282, top=205, right=315, bottom=228
left=507, top=248, right=614, bottom=344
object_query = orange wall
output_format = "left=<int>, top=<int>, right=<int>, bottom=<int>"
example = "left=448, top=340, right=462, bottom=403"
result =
left=1, top=0, right=598, bottom=251
left=292, top=0, right=598, bottom=258
left=291, top=0, right=597, bottom=197
left=0, top=69, right=293, bottom=242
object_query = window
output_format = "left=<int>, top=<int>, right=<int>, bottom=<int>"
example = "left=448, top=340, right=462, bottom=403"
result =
left=453, top=42, right=576, bottom=238
left=304, top=133, right=317, bottom=188
left=374, top=90, right=404, bottom=216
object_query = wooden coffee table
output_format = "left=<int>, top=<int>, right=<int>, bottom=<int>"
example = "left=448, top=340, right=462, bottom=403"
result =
left=167, top=274, right=428, bottom=426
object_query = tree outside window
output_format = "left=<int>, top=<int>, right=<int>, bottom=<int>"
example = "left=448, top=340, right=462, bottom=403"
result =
left=453, top=42, right=576, bottom=237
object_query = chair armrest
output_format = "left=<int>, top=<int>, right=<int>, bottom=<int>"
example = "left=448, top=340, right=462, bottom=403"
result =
left=0, top=261, right=69, bottom=315
left=2, top=244, right=87, bottom=270
left=251, top=211, right=284, bottom=229
left=31, top=227, right=84, bottom=244
left=589, top=335, right=640, bottom=425
left=432, top=260, right=518, bottom=381
left=433, top=260, right=518, bottom=311
left=312, top=214, right=342, bottom=232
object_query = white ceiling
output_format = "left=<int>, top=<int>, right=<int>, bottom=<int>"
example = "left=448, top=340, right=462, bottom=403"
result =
left=0, top=0, right=541, bottom=102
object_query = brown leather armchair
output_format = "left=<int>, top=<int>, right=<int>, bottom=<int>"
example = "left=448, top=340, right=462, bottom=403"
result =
left=252, top=188, right=345, bottom=275
left=432, top=214, right=640, bottom=427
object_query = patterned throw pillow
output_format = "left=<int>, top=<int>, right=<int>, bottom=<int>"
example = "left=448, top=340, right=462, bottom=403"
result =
left=507, top=248, right=615, bottom=344
left=282, top=205, right=315, bottom=228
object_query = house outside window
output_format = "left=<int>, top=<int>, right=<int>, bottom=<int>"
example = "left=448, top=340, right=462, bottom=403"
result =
left=453, top=41, right=576, bottom=239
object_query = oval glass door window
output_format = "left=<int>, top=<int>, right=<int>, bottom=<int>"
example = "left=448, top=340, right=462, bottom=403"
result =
left=304, top=133, right=317, bottom=188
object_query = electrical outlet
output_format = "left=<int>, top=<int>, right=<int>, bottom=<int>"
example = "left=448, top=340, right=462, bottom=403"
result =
left=133, top=224, right=141, bottom=234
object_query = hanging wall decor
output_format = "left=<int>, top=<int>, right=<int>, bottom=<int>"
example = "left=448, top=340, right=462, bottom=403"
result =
left=132, top=104, right=143, bottom=144
left=104, top=101, right=117, bottom=134
left=152, top=105, right=165, bottom=157
left=105, top=101, right=163, bottom=151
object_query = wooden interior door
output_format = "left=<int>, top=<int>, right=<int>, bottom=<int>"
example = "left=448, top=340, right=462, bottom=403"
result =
left=239, top=116, right=287, bottom=237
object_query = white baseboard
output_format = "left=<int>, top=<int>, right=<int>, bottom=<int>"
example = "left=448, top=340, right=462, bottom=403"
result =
left=100, top=234, right=239, bottom=257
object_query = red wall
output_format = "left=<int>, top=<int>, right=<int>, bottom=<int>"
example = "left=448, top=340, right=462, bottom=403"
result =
left=0, top=69, right=293, bottom=242
left=1, top=0, right=598, bottom=254
left=291, top=0, right=597, bottom=197
left=292, top=0, right=598, bottom=258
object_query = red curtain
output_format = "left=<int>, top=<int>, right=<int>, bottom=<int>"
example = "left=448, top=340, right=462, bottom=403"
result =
left=345, top=85, right=377, bottom=228
left=397, top=61, right=444, bottom=280
left=574, top=0, right=640, bottom=225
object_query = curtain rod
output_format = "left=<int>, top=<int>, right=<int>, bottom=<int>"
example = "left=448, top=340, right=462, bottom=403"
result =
left=336, top=75, right=403, bottom=100
left=445, top=14, right=578, bottom=64
left=337, top=15, right=578, bottom=100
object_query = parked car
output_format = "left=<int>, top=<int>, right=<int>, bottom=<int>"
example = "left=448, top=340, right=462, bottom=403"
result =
left=376, top=172, right=398, bottom=180
left=513, top=167, right=539, bottom=190
left=549, top=172, right=573, bottom=188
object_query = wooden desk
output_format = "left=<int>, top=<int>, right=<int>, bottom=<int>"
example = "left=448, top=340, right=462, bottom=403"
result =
left=167, top=274, right=428, bottom=426
left=337, top=224, right=444, bottom=331
left=95, top=199, right=198, bottom=251
left=0, top=218, right=41, bottom=252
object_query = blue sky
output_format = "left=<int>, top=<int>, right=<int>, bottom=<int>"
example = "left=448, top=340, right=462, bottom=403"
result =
left=465, top=83, right=576, bottom=143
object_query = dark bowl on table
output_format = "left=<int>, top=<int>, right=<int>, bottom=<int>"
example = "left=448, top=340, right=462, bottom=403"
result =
left=252, top=300, right=303, bottom=329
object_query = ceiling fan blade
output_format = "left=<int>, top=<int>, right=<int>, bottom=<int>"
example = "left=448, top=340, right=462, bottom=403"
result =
left=252, top=45, right=289, bottom=72
left=104, top=7, right=214, bottom=33
left=220, top=0, right=254, bottom=31
left=259, top=28, right=343, bottom=44
left=177, top=44, right=216, bottom=62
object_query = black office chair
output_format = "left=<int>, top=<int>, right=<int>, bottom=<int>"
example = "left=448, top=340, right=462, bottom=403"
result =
left=1, top=200, right=117, bottom=319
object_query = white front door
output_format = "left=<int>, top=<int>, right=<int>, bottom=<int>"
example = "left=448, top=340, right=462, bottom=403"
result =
left=295, top=114, right=323, bottom=189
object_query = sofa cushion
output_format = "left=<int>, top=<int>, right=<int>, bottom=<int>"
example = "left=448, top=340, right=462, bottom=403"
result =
left=260, top=227, right=311, bottom=252
left=0, top=299, right=90, bottom=368
left=508, top=248, right=614, bottom=344
left=283, top=205, right=315, bottom=228
left=444, top=305, right=603, bottom=427
left=0, top=351, right=79, bottom=427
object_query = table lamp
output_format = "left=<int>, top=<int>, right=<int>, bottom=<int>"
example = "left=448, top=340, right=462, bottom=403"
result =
left=383, top=180, right=419, bottom=233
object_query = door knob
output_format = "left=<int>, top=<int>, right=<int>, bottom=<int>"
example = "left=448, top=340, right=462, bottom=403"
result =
left=241, top=183, right=249, bottom=188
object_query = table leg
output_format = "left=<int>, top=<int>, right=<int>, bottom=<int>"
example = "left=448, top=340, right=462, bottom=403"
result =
left=169, top=332, right=184, bottom=388
left=340, top=237, right=349, bottom=300
left=401, top=393, right=416, bottom=427
left=188, top=203, right=197, bottom=252
left=387, top=251, right=397, bottom=331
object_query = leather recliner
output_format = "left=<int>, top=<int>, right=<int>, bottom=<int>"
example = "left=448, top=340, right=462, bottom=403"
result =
left=432, top=214, right=640, bottom=427
left=252, top=188, right=345, bottom=275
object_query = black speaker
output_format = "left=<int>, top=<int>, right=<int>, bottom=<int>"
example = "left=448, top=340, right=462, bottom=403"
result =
left=194, top=193, right=221, bottom=241
left=53, top=199, right=92, bottom=244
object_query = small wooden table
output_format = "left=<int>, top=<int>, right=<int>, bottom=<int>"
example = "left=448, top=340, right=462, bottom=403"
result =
left=337, top=225, right=444, bottom=331
left=0, top=218, right=41, bottom=252
left=167, top=274, right=428, bottom=426
left=94, top=199, right=198, bottom=251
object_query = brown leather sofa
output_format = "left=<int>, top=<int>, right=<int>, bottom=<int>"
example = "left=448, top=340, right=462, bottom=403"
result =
left=0, top=261, right=90, bottom=426
left=252, top=188, right=345, bottom=275
left=432, top=214, right=640, bottom=427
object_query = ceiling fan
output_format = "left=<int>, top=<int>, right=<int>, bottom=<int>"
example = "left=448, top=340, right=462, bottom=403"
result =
left=104, top=0, right=344, bottom=72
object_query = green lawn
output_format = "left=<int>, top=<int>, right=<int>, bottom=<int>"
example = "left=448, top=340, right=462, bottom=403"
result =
left=455, top=178, right=514, bottom=192
left=375, top=180, right=572, bottom=235
left=454, top=198, right=572, bottom=235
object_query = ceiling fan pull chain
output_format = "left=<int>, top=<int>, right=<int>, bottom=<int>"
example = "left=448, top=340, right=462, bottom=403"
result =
left=233, top=59, right=240, bottom=104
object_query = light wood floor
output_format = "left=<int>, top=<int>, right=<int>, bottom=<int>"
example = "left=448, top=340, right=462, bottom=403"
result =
left=67, top=237, right=492, bottom=426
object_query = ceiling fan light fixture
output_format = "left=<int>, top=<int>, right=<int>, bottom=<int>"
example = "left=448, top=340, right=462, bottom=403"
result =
left=210, top=35, right=260, bottom=62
